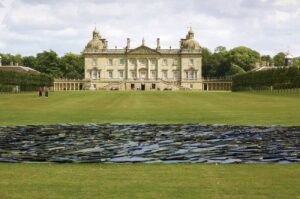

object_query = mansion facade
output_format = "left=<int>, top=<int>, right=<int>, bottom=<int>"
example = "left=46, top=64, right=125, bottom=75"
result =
left=83, top=27, right=203, bottom=90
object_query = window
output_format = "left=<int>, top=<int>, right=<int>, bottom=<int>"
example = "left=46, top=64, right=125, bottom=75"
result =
left=173, top=71, right=180, bottom=81
left=130, top=71, right=136, bottom=79
left=189, top=59, right=194, bottom=66
left=130, top=59, right=136, bottom=66
left=162, top=70, right=168, bottom=80
left=163, top=59, right=168, bottom=66
left=119, top=58, right=125, bottom=65
left=108, top=59, right=113, bottom=66
left=92, top=59, right=97, bottom=66
left=108, top=71, right=113, bottom=79
left=152, top=84, right=156, bottom=89
left=92, top=69, right=97, bottom=80
left=118, top=70, right=124, bottom=79
left=151, top=59, right=156, bottom=66
left=139, top=59, right=146, bottom=66
left=173, top=59, right=178, bottom=66
left=190, top=84, right=193, bottom=89
left=151, top=70, right=156, bottom=79
left=131, top=84, right=135, bottom=90
left=140, top=71, right=146, bottom=80
left=186, top=70, right=197, bottom=80
left=97, top=71, right=101, bottom=79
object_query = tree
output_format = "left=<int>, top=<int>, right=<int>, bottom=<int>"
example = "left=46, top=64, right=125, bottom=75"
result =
left=261, top=55, right=273, bottom=65
left=228, top=46, right=260, bottom=72
left=202, top=48, right=214, bottom=77
left=292, top=57, right=300, bottom=68
left=60, top=53, right=84, bottom=79
left=36, top=50, right=62, bottom=78
left=273, top=52, right=286, bottom=67
left=226, top=64, right=246, bottom=76
left=214, top=46, right=227, bottom=53
left=22, top=56, right=37, bottom=69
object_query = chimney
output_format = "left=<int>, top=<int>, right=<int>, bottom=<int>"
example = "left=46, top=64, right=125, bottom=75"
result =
left=127, top=38, right=130, bottom=49
left=156, top=38, right=160, bottom=50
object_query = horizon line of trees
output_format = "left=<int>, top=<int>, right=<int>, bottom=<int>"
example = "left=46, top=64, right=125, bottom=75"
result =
left=1, top=46, right=300, bottom=79
left=0, top=51, right=84, bottom=79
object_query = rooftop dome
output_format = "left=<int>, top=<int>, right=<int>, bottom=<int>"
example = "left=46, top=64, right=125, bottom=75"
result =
left=181, top=27, right=201, bottom=50
left=85, top=27, right=106, bottom=51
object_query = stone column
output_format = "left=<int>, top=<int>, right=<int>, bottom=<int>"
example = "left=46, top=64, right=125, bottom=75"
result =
left=126, top=58, right=129, bottom=79
left=136, top=59, right=139, bottom=79
left=147, top=58, right=150, bottom=80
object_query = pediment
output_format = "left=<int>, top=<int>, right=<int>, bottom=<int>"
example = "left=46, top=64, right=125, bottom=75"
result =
left=128, top=46, right=160, bottom=55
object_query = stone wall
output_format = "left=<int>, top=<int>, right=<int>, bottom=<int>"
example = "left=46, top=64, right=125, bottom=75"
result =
left=0, top=124, right=299, bottom=163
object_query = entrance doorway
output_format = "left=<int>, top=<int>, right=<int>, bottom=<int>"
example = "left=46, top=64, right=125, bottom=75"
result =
left=141, top=84, right=145, bottom=91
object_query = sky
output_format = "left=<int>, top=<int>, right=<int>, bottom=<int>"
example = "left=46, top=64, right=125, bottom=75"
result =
left=0, top=0, right=299, bottom=56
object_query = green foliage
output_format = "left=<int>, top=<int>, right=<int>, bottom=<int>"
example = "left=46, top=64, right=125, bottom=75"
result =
left=261, top=55, right=273, bottom=65
left=226, top=64, right=246, bottom=76
left=232, top=67, right=300, bottom=91
left=202, top=46, right=230, bottom=77
left=203, top=46, right=260, bottom=77
left=228, top=46, right=260, bottom=71
left=292, top=57, right=300, bottom=68
left=36, top=50, right=62, bottom=77
left=59, top=53, right=84, bottom=79
left=273, top=52, right=286, bottom=66
left=0, top=71, right=53, bottom=92
left=0, top=51, right=84, bottom=79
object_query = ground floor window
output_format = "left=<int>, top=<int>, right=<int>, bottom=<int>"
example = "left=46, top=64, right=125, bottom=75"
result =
left=173, top=70, right=180, bottom=81
left=108, top=71, right=113, bottom=79
left=130, top=71, right=136, bottom=79
left=151, top=70, right=156, bottom=79
left=118, top=70, right=124, bottom=79
left=152, top=84, right=156, bottom=89
left=131, top=84, right=135, bottom=90
left=92, top=69, right=98, bottom=80
left=162, top=70, right=168, bottom=80
left=185, top=70, right=197, bottom=80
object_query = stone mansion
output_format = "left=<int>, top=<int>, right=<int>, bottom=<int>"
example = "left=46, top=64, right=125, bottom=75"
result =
left=53, top=28, right=232, bottom=91
left=83, top=27, right=203, bottom=90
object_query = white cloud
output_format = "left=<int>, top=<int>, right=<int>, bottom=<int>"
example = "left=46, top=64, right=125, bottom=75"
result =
left=0, top=0, right=300, bottom=56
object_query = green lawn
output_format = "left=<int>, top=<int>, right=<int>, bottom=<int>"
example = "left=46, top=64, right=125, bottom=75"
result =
left=0, top=91, right=299, bottom=125
left=0, top=163, right=299, bottom=199
left=1, top=91, right=300, bottom=199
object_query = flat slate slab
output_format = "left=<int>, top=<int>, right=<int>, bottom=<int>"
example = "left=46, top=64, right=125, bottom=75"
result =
left=0, top=124, right=299, bottom=163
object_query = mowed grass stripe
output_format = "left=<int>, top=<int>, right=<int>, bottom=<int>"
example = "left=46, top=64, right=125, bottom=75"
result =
left=0, top=91, right=299, bottom=125
left=0, top=163, right=299, bottom=199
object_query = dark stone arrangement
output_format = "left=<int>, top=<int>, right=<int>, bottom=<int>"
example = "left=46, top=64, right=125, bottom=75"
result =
left=0, top=124, right=300, bottom=163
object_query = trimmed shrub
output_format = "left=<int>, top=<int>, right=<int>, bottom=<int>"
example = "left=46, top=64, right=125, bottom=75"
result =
left=0, top=71, right=53, bottom=92
left=232, top=67, right=300, bottom=91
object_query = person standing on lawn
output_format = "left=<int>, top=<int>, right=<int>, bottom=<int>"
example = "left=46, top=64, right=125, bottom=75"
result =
left=38, top=86, right=43, bottom=97
left=45, top=86, right=49, bottom=97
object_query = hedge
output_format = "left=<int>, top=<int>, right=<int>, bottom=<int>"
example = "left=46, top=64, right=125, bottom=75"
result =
left=0, top=71, right=53, bottom=92
left=232, top=67, right=300, bottom=91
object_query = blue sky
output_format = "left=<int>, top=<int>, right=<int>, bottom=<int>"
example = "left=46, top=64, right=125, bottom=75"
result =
left=0, top=0, right=299, bottom=56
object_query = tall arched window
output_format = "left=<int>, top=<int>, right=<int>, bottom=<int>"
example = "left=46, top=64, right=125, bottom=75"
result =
left=92, top=69, right=98, bottom=80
